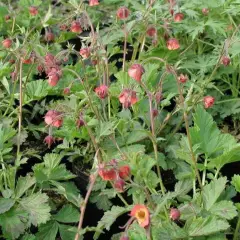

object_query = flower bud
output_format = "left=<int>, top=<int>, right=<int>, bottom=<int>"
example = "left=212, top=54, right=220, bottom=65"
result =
left=203, top=96, right=215, bottom=108
left=44, top=135, right=55, bottom=148
left=95, top=85, right=108, bottom=99
left=2, top=38, right=12, bottom=48
left=114, top=178, right=125, bottom=192
left=221, top=56, right=231, bottom=66
left=178, top=74, right=188, bottom=83
left=170, top=208, right=181, bottom=221
left=174, top=12, right=184, bottom=22
left=29, top=6, right=38, bottom=16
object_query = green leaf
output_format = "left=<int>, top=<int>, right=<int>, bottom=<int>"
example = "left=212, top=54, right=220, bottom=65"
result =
left=0, top=198, right=15, bottom=214
left=203, top=177, right=227, bottom=210
left=152, top=222, right=188, bottom=240
left=21, top=233, right=36, bottom=240
left=96, top=121, right=115, bottom=141
left=50, top=181, right=82, bottom=208
left=24, top=80, right=49, bottom=103
left=190, top=106, right=237, bottom=157
left=187, top=216, right=229, bottom=237
left=94, top=206, right=130, bottom=239
left=209, top=200, right=237, bottom=220
left=59, top=224, right=77, bottom=240
left=54, top=204, right=79, bottom=223
left=19, top=192, right=51, bottom=226
left=15, top=174, right=36, bottom=199
left=91, top=193, right=113, bottom=211
left=0, top=207, right=27, bottom=239
left=208, top=146, right=240, bottom=170
left=231, top=174, right=240, bottom=192
left=43, top=153, right=62, bottom=169
left=36, top=221, right=59, bottom=240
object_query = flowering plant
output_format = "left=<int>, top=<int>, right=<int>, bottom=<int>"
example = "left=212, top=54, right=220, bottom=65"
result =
left=0, top=0, right=240, bottom=239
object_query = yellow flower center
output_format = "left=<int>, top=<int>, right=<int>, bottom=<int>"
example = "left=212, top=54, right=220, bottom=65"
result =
left=136, top=209, right=146, bottom=223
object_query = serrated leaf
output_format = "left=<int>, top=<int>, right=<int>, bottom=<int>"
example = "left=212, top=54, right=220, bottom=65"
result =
left=19, top=192, right=51, bottom=226
left=187, top=216, right=229, bottom=237
left=94, top=206, right=130, bottom=240
left=43, top=153, right=62, bottom=169
left=0, top=198, right=15, bottom=214
left=54, top=204, right=79, bottom=223
left=209, top=200, right=237, bottom=220
left=59, top=224, right=77, bottom=240
left=208, top=146, right=240, bottom=170
left=231, top=174, right=240, bottom=192
left=190, top=106, right=237, bottom=158
left=36, top=221, right=59, bottom=240
left=152, top=222, right=188, bottom=240
left=24, top=80, right=49, bottom=103
left=15, top=174, right=36, bottom=199
left=50, top=181, right=82, bottom=208
left=0, top=207, right=27, bottom=239
left=203, top=177, right=227, bottom=210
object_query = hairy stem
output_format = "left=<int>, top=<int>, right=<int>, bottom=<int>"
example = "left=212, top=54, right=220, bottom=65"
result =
left=74, top=172, right=98, bottom=240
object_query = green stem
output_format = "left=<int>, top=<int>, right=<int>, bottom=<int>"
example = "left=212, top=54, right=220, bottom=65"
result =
left=117, top=193, right=129, bottom=206
left=17, top=61, right=23, bottom=158
left=233, top=214, right=240, bottom=240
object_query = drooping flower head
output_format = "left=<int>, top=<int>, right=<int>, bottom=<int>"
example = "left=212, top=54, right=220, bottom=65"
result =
left=130, top=205, right=150, bottom=228
left=174, top=12, right=184, bottom=22
left=89, top=0, right=99, bottom=6
left=170, top=208, right=181, bottom=221
left=119, top=89, right=138, bottom=108
left=80, top=47, right=91, bottom=59
left=114, top=178, right=125, bottom=192
left=203, top=96, right=215, bottom=108
left=44, top=135, right=55, bottom=148
left=29, top=6, right=38, bottom=16
left=117, top=7, right=130, bottom=20
left=44, top=110, right=63, bottom=128
left=47, top=68, right=62, bottom=86
left=98, top=164, right=117, bottom=181
left=95, top=85, right=108, bottom=99
left=128, top=64, right=145, bottom=82
left=2, top=38, right=12, bottom=48
left=119, top=165, right=131, bottom=179
left=178, top=74, right=188, bottom=83
left=71, top=21, right=82, bottom=33
left=202, top=8, right=209, bottom=15
left=167, top=38, right=180, bottom=50
left=146, top=26, right=157, bottom=37
left=221, top=56, right=231, bottom=66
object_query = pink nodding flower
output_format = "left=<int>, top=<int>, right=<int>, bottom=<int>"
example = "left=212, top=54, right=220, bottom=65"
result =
left=221, top=56, right=231, bottom=66
left=203, top=96, right=215, bottom=109
left=71, top=21, right=82, bottom=33
left=130, top=205, right=150, bottom=228
left=114, top=179, right=125, bottom=192
left=2, top=38, right=12, bottom=48
left=80, top=47, right=91, bottom=59
left=178, top=74, right=188, bottom=83
left=128, top=64, right=145, bottom=82
left=47, top=68, right=61, bottom=86
left=89, top=0, right=99, bottom=6
left=170, top=208, right=181, bottom=221
left=29, top=6, right=38, bottom=16
left=98, top=164, right=117, bottom=181
left=45, top=32, right=55, bottom=42
left=44, top=110, right=63, bottom=128
left=146, top=26, right=157, bottom=37
left=44, top=135, right=55, bottom=148
left=167, top=38, right=180, bottom=50
left=117, top=7, right=130, bottom=20
left=174, top=12, right=184, bottom=22
left=119, top=165, right=131, bottom=179
left=119, top=89, right=138, bottom=108
left=95, top=85, right=108, bottom=99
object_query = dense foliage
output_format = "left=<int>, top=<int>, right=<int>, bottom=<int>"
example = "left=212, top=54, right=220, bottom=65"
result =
left=0, top=0, right=240, bottom=239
